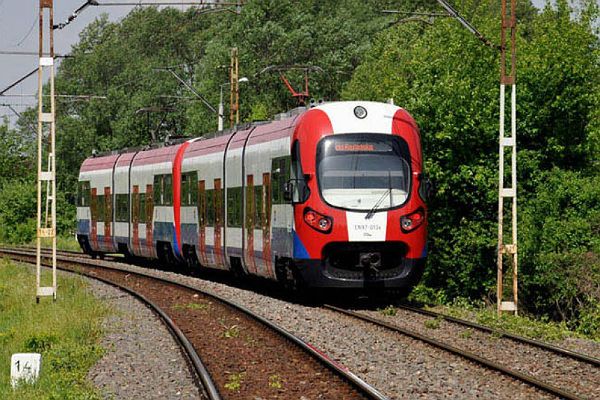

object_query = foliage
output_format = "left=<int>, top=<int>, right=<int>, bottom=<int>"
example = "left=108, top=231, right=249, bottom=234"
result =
left=0, top=180, right=37, bottom=244
left=343, top=0, right=599, bottom=327
left=520, top=169, right=600, bottom=333
left=0, top=260, right=108, bottom=399
left=0, top=179, right=75, bottom=244
left=0, top=124, right=34, bottom=183
left=378, top=305, right=398, bottom=316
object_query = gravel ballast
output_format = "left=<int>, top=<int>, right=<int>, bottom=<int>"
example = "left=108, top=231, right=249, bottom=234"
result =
left=84, top=276, right=202, bottom=400
left=355, top=307, right=600, bottom=400
left=83, top=257, right=562, bottom=400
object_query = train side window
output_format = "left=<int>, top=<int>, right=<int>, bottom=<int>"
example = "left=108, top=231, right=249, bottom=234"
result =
left=164, top=174, right=173, bottom=206
left=90, top=190, right=98, bottom=220
left=227, top=187, right=242, bottom=228
left=246, top=176, right=254, bottom=229
left=182, top=172, right=198, bottom=207
left=139, top=195, right=146, bottom=223
left=145, top=187, right=153, bottom=224
left=153, top=175, right=162, bottom=205
left=271, top=156, right=291, bottom=204
left=254, top=185, right=262, bottom=229
left=227, top=188, right=235, bottom=227
left=77, top=181, right=90, bottom=207
left=206, top=189, right=214, bottom=225
left=271, top=159, right=280, bottom=204
left=104, top=190, right=112, bottom=223
left=189, top=172, right=198, bottom=206
left=214, top=179, right=225, bottom=227
left=182, top=174, right=189, bottom=206
left=198, top=180, right=206, bottom=226
left=84, top=182, right=91, bottom=206
left=97, top=195, right=105, bottom=222
left=262, top=173, right=271, bottom=228
left=115, top=194, right=129, bottom=222
left=132, top=189, right=139, bottom=224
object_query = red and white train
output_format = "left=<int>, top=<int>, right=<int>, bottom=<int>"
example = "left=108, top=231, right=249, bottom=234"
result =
left=77, top=101, right=429, bottom=290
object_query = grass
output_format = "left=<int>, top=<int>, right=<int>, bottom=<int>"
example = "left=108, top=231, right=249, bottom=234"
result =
left=224, top=372, right=245, bottom=391
left=0, top=235, right=82, bottom=253
left=378, top=305, right=398, bottom=317
left=0, top=259, right=109, bottom=399
left=34, top=236, right=82, bottom=252
left=408, top=285, right=600, bottom=343
left=268, top=374, right=283, bottom=389
left=423, top=296, right=594, bottom=342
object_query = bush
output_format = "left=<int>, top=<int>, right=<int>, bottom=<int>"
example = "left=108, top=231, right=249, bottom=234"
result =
left=520, top=170, right=600, bottom=331
left=0, top=179, right=75, bottom=244
left=0, top=180, right=37, bottom=243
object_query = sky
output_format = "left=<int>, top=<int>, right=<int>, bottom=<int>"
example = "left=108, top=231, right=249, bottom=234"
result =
left=0, top=0, right=547, bottom=124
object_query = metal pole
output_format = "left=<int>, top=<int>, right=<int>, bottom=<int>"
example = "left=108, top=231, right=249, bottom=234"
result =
left=497, top=0, right=518, bottom=315
left=36, top=0, right=57, bottom=302
left=218, top=85, right=224, bottom=131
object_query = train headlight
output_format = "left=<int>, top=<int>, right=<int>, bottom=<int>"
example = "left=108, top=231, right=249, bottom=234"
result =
left=304, top=208, right=333, bottom=233
left=354, top=106, right=367, bottom=119
left=400, top=209, right=425, bottom=233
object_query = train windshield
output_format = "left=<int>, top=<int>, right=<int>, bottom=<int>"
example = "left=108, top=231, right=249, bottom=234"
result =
left=316, top=134, right=411, bottom=211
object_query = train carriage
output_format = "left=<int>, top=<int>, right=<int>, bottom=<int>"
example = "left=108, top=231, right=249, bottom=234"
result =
left=76, top=101, right=429, bottom=291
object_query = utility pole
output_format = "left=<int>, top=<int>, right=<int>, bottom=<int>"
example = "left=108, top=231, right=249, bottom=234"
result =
left=229, top=47, right=239, bottom=128
left=497, top=0, right=518, bottom=315
left=36, top=0, right=57, bottom=302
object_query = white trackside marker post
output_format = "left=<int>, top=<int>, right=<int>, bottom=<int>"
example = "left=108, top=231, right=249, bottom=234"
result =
left=36, top=0, right=58, bottom=302
left=11, top=353, right=42, bottom=388
left=497, top=0, right=518, bottom=316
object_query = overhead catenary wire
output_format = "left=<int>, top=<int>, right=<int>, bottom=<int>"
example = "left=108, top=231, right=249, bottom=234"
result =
left=0, top=68, right=38, bottom=96
left=95, top=1, right=242, bottom=6
left=15, top=12, right=38, bottom=46
left=0, top=1, right=99, bottom=99
left=53, top=0, right=99, bottom=30
left=0, top=50, right=71, bottom=57
left=434, top=0, right=499, bottom=50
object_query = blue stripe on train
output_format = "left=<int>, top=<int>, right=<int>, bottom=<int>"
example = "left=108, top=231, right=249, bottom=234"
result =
left=77, top=219, right=90, bottom=235
left=293, top=230, right=310, bottom=259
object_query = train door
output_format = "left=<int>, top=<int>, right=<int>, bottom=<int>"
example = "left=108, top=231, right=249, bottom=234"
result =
left=90, top=188, right=98, bottom=251
left=103, top=186, right=112, bottom=251
left=270, top=156, right=293, bottom=266
left=197, top=180, right=209, bottom=266
left=244, top=174, right=257, bottom=275
left=132, top=185, right=140, bottom=255
left=214, top=178, right=224, bottom=268
left=261, top=173, right=273, bottom=278
left=145, top=184, right=154, bottom=258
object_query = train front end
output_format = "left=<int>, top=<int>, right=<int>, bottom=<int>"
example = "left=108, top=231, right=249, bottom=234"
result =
left=289, top=102, right=428, bottom=291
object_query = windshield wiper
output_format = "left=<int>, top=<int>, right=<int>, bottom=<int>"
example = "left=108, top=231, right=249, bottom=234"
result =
left=365, top=170, right=392, bottom=220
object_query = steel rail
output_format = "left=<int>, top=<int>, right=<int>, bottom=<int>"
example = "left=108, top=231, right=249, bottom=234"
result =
left=396, top=303, right=600, bottom=367
left=1, top=247, right=387, bottom=400
left=324, top=305, right=585, bottom=400
left=22, top=247, right=600, bottom=368
left=0, top=248, right=220, bottom=400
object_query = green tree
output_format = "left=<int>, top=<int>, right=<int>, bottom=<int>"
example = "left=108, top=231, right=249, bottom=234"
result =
left=343, top=0, right=599, bottom=319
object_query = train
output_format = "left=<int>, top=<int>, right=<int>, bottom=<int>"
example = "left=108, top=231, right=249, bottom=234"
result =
left=76, top=101, right=429, bottom=291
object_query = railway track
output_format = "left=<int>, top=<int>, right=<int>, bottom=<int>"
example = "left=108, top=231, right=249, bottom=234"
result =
left=394, top=302, right=600, bottom=367
left=9, top=246, right=600, bottom=399
left=324, top=304, right=599, bottom=400
left=1, top=247, right=386, bottom=400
